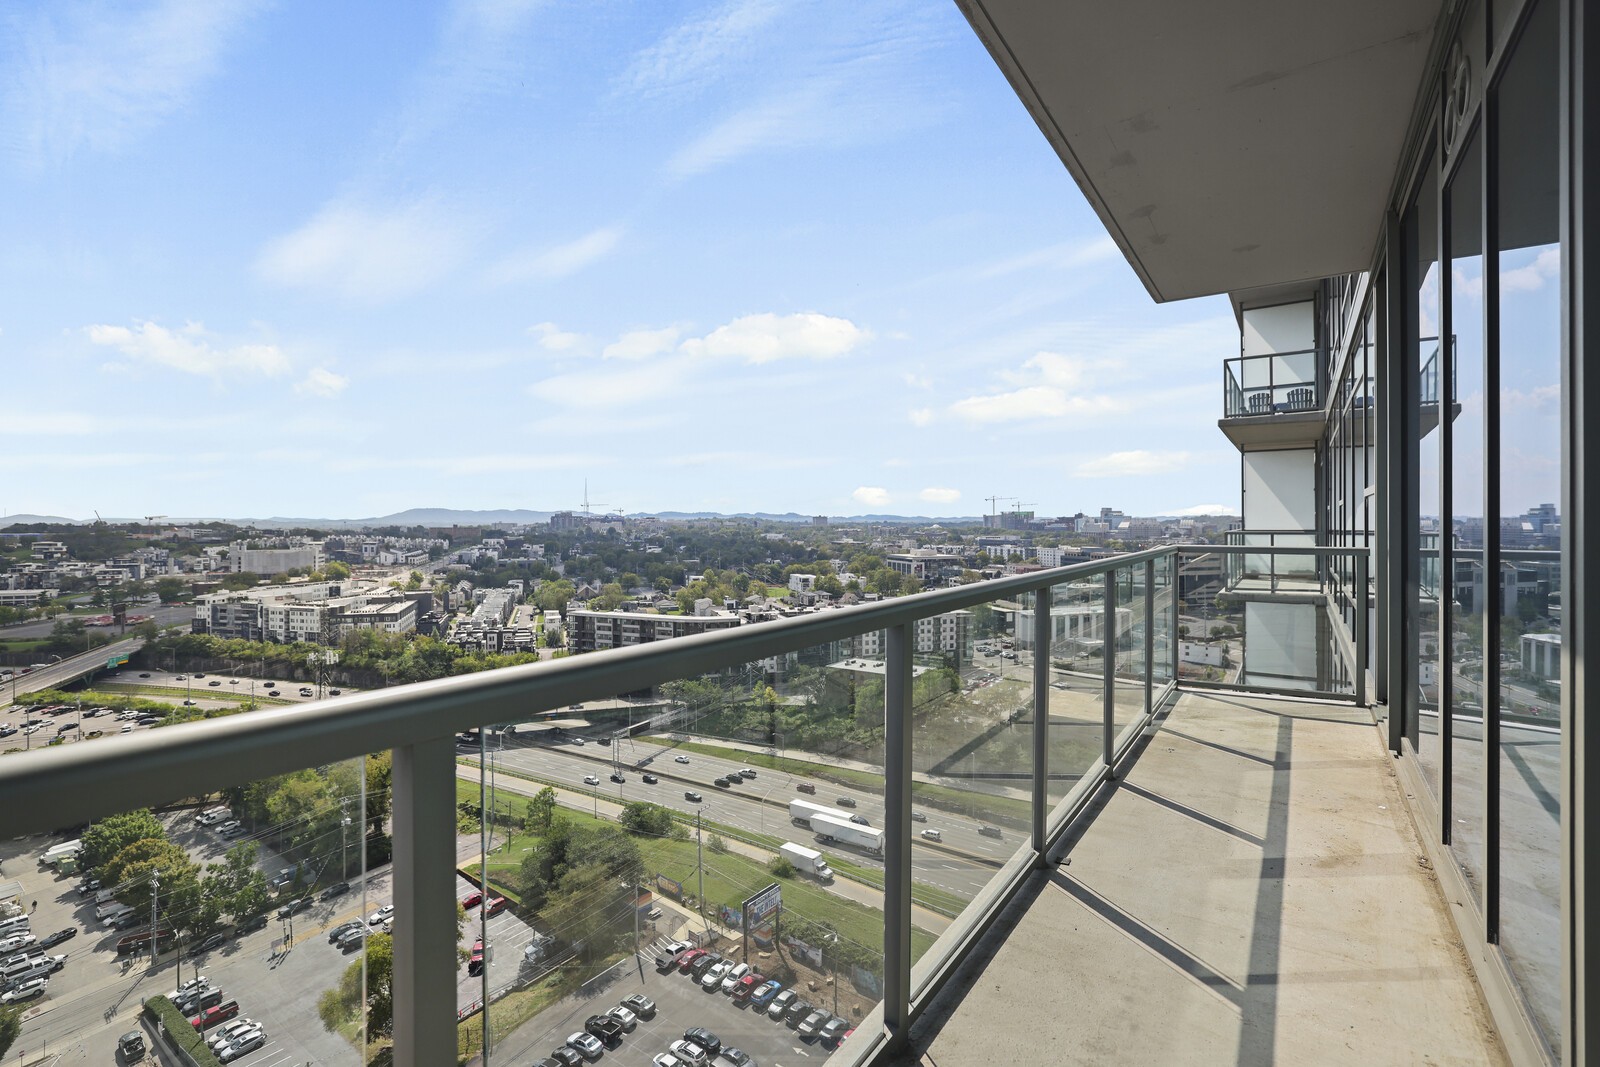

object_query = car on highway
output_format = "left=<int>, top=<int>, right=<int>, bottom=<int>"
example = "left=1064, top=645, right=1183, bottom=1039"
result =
left=674, top=754, right=690, bottom=764
left=920, top=828, right=943, bottom=841
left=642, top=773, right=658, bottom=784
left=38, top=928, right=76, bottom=948
left=683, top=1026, right=722, bottom=1055
left=911, top=810, right=928, bottom=822
left=620, top=992, right=656, bottom=1019
left=139, top=672, right=150, bottom=678
left=207, top=680, right=222, bottom=687
left=684, top=790, right=702, bottom=802
left=329, top=688, right=342, bottom=695
left=565, top=1031, right=603, bottom=1061
left=836, top=796, right=857, bottom=807
left=1, top=976, right=46, bottom=1003
left=737, top=768, right=757, bottom=779
left=583, top=774, right=601, bottom=786
left=713, top=777, right=730, bottom=788
left=609, top=772, right=625, bottom=783
left=175, top=675, right=186, bottom=681
left=368, top=904, right=394, bottom=925
left=299, top=688, right=313, bottom=697
left=979, top=825, right=1004, bottom=838
left=848, top=814, right=869, bottom=825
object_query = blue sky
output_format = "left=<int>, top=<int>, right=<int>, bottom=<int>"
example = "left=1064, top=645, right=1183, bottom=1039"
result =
left=0, top=0, right=1240, bottom=522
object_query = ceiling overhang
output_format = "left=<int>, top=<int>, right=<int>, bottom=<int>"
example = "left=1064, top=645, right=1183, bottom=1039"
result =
left=957, top=0, right=1445, bottom=302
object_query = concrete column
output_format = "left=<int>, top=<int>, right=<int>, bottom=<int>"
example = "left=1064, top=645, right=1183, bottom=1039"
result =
left=390, top=737, right=459, bottom=1067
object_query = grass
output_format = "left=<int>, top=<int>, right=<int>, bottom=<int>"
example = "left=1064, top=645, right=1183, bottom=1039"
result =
left=453, top=779, right=937, bottom=959
left=96, top=681, right=292, bottom=706
left=634, top=736, right=1033, bottom=826
left=456, top=956, right=593, bottom=1064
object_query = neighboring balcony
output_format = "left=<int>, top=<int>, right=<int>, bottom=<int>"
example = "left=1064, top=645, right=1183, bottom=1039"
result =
left=1220, top=350, right=1325, bottom=450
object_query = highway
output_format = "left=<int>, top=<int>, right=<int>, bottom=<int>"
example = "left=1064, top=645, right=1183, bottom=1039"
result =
left=1, top=636, right=144, bottom=707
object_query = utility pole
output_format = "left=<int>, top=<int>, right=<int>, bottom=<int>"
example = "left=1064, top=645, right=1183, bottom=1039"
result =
left=696, top=810, right=706, bottom=935
left=340, top=800, right=351, bottom=881
left=149, top=872, right=160, bottom=968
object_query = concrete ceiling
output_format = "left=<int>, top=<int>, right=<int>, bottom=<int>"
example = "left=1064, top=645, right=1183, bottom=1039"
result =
left=958, top=0, right=1445, bottom=303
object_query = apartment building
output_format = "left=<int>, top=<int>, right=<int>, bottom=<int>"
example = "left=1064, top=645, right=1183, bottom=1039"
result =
left=564, top=607, right=741, bottom=654
left=851, top=609, right=973, bottom=666
left=228, top=540, right=325, bottom=575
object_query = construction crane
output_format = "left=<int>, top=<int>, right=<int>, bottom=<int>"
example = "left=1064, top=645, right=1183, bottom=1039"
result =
left=145, top=515, right=167, bottom=524
left=985, top=495, right=1018, bottom=519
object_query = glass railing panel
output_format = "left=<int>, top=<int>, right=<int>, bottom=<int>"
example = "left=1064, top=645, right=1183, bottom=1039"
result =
left=1044, top=575, right=1105, bottom=826
left=0, top=755, right=373, bottom=1066
left=1151, top=554, right=1175, bottom=686
left=1111, top=565, right=1145, bottom=744
left=464, top=634, right=889, bottom=1063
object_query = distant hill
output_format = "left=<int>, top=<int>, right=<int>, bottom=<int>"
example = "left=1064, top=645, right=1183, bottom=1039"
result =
left=0, top=514, right=87, bottom=528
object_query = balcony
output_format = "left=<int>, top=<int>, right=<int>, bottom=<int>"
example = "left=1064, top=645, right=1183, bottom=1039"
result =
left=1220, top=351, right=1325, bottom=451
left=0, top=544, right=1504, bottom=1067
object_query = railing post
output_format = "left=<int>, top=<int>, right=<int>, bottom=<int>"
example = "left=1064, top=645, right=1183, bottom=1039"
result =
left=390, top=737, right=459, bottom=1067
left=1103, top=571, right=1117, bottom=775
left=1170, top=552, right=1181, bottom=683
left=882, top=624, right=914, bottom=1051
left=1032, top=585, right=1050, bottom=863
left=1355, top=551, right=1369, bottom=706
left=1143, top=560, right=1155, bottom=716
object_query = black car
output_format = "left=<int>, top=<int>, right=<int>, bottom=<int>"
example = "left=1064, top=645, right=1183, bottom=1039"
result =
left=319, top=881, right=352, bottom=901
left=275, top=898, right=312, bottom=920
left=548, top=1048, right=582, bottom=1067
left=192, top=932, right=227, bottom=955
left=978, top=825, right=1004, bottom=839
left=39, top=928, right=77, bottom=948
left=584, top=1014, right=624, bottom=1044
left=784, top=998, right=814, bottom=1026
left=836, top=796, right=857, bottom=807
left=237, top=913, right=268, bottom=932
left=689, top=953, right=722, bottom=980
left=642, top=773, right=658, bottom=784
left=608, top=773, right=625, bottom=784
left=714, top=777, right=730, bottom=788
left=684, top=790, right=702, bottom=802
left=328, top=920, right=364, bottom=945
left=683, top=1026, right=722, bottom=1056
left=848, top=814, right=869, bottom=826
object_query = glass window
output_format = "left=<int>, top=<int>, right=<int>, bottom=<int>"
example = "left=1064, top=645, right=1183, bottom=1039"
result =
left=1492, top=0, right=1561, bottom=1052
left=1445, top=123, right=1485, bottom=896
left=1407, top=147, right=1443, bottom=802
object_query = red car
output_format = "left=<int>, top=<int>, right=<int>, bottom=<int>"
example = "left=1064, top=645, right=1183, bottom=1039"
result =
left=484, top=896, right=508, bottom=917
left=732, top=973, right=764, bottom=1000
left=191, top=999, right=239, bottom=1030
left=677, top=948, right=709, bottom=974
left=461, top=891, right=483, bottom=910
left=468, top=938, right=486, bottom=976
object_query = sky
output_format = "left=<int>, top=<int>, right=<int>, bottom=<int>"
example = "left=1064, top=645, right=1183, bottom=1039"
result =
left=0, top=0, right=1242, bottom=522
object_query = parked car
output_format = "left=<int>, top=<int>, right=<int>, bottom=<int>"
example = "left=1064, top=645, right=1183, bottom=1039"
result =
left=797, top=1008, right=830, bottom=1038
left=191, top=999, right=239, bottom=1030
left=666, top=1040, right=708, bottom=1067
left=784, top=997, right=815, bottom=1026
left=565, top=1031, right=603, bottom=1062
left=39, top=928, right=76, bottom=948
left=676, top=948, right=708, bottom=973
left=548, top=1047, right=582, bottom=1067
left=719, top=961, right=751, bottom=993
left=216, top=821, right=243, bottom=836
left=819, top=1015, right=850, bottom=1044
left=701, top=960, right=733, bottom=990
left=0, top=976, right=46, bottom=1003
left=275, top=898, right=311, bottom=920
left=368, top=904, right=394, bottom=925
left=217, top=1027, right=265, bottom=1062
left=207, top=1019, right=256, bottom=1052
left=117, top=1031, right=146, bottom=1059
left=484, top=896, right=507, bottom=916
left=338, top=926, right=366, bottom=952
left=606, top=1004, right=637, bottom=1031
left=683, top=1026, right=722, bottom=1055
left=328, top=921, right=364, bottom=945
left=731, top=972, right=763, bottom=1000
left=767, top=988, right=799, bottom=1019
left=584, top=1013, right=624, bottom=1044
left=750, top=978, right=783, bottom=1006
left=720, top=1049, right=755, bottom=1067
left=461, top=891, right=483, bottom=909
left=620, top=992, right=656, bottom=1019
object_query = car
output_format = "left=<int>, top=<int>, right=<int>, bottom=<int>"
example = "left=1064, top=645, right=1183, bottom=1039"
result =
left=328, top=920, right=364, bottom=945
left=738, top=768, right=757, bottom=779
left=320, top=881, right=351, bottom=900
left=674, top=754, right=690, bottom=764
left=117, top=1031, right=147, bottom=1058
left=194, top=673, right=206, bottom=678
left=208, top=680, right=222, bottom=687
left=702, top=959, right=733, bottom=989
left=368, top=904, right=394, bottom=925
left=714, top=777, right=730, bottom=788
left=39, top=928, right=76, bottom=948
left=0, top=934, right=36, bottom=954
left=609, top=772, right=625, bottom=784
left=262, top=681, right=276, bottom=687
left=848, top=814, right=869, bottom=825
left=338, top=926, right=366, bottom=952
left=605, top=1004, right=637, bottom=1031
left=1, top=976, right=46, bottom=1003
left=620, top=992, right=656, bottom=1019
left=667, top=1039, right=708, bottom=1066
left=484, top=896, right=507, bottom=916
left=217, top=1027, right=265, bottom=1062
left=642, top=773, right=659, bottom=784
left=652, top=1055, right=685, bottom=1067
left=175, top=675, right=187, bottom=681
left=720, top=961, right=751, bottom=993
left=583, top=774, right=601, bottom=786
left=238, top=913, right=269, bottom=933
left=565, top=1031, right=604, bottom=1061
left=784, top=997, right=815, bottom=1026
left=275, top=898, right=311, bottom=920
left=921, top=828, right=943, bottom=841
left=192, top=932, right=227, bottom=954
left=767, top=988, right=799, bottom=1019
left=547, top=1047, right=583, bottom=1067
left=689, top=953, right=723, bottom=980
left=228, top=678, right=239, bottom=685
left=979, top=825, right=1004, bottom=838
left=677, top=948, right=709, bottom=973
left=461, top=891, right=483, bottom=909
left=175, top=988, right=225, bottom=1016
left=750, top=978, right=783, bottom=1006
left=266, top=688, right=282, bottom=696
left=720, top=1049, right=755, bottom=1067
left=299, top=688, right=313, bottom=697
left=731, top=972, right=763, bottom=999
left=138, top=715, right=161, bottom=724
left=818, top=1015, right=850, bottom=1044
left=836, top=796, right=857, bottom=807
left=138, top=672, right=150, bottom=678
left=584, top=1013, right=624, bottom=1044
left=685, top=790, right=702, bottom=802
left=215, top=819, right=242, bottom=835
left=329, top=688, right=342, bottom=695
left=532, top=1060, right=568, bottom=1067
left=191, top=999, right=240, bottom=1030
left=911, top=810, right=928, bottom=822
left=207, top=1019, right=255, bottom=1050
left=797, top=1008, right=830, bottom=1038
left=683, top=1026, right=722, bottom=1055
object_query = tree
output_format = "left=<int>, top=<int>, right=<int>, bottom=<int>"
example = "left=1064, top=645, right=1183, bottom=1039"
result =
left=0, top=1002, right=20, bottom=1061
left=527, top=786, right=557, bottom=834
left=324, top=561, right=352, bottom=580
left=619, top=801, right=675, bottom=838
left=105, top=838, right=204, bottom=931
left=204, top=842, right=271, bottom=923
left=81, top=809, right=167, bottom=874
left=319, top=931, right=392, bottom=1034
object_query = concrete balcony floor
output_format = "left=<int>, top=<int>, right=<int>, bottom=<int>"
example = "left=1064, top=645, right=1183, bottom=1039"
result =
left=891, top=691, right=1508, bottom=1066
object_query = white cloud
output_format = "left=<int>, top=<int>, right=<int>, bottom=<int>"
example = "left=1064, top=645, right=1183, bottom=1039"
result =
left=681, top=312, right=869, bottom=364
left=974, top=237, right=1121, bottom=280
left=919, top=487, right=960, bottom=504
left=4, top=0, right=263, bottom=167
left=529, top=322, right=583, bottom=352
left=488, top=225, right=625, bottom=284
left=295, top=367, right=348, bottom=397
left=902, top=371, right=932, bottom=390
left=950, top=350, right=1122, bottom=424
left=529, top=356, right=693, bottom=410
left=1076, top=450, right=1191, bottom=478
left=256, top=200, right=471, bottom=303
left=617, top=0, right=784, bottom=102
left=908, top=407, right=933, bottom=427
left=86, top=321, right=289, bottom=379
left=390, top=0, right=547, bottom=150
left=852, top=486, right=890, bottom=507
left=1501, top=247, right=1560, bottom=293
left=1168, top=503, right=1240, bottom=517
left=0, top=412, right=99, bottom=435
left=604, top=327, right=680, bottom=361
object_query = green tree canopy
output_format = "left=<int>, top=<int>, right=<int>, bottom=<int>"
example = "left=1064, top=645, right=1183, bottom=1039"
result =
left=81, top=809, right=167, bottom=875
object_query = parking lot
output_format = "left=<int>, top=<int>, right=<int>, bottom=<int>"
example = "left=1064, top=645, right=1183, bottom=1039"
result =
left=487, top=935, right=860, bottom=1066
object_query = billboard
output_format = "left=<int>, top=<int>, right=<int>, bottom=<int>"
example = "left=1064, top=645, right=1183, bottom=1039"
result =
left=741, top=881, right=782, bottom=948
left=655, top=874, right=684, bottom=901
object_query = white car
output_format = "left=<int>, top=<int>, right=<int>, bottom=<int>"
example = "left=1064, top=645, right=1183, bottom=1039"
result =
left=0, top=976, right=46, bottom=1003
left=701, top=959, right=733, bottom=990
left=583, top=774, right=600, bottom=786
left=719, top=961, right=751, bottom=993
left=0, top=933, right=37, bottom=954
left=674, top=755, right=691, bottom=764
left=168, top=975, right=209, bottom=1000
left=668, top=1039, right=708, bottom=1066
left=209, top=1018, right=257, bottom=1051
left=368, top=904, right=394, bottom=926
left=606, top=1004, right=637, bottom=1031
left=218, top=1027, right=265, bottom=1062
left=653, top=1055, right=685, bottom=1067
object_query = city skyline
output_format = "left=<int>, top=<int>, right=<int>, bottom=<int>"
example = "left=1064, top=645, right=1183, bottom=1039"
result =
left=1, top=0, right=1237, bottom=520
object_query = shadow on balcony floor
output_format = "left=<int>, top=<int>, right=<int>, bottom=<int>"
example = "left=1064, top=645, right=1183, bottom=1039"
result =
left=890, top=691, right=1508, bottom=1066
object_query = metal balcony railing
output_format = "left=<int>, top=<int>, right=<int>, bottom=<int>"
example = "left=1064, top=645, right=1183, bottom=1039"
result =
left=1223, top=349, right=1321, bottom=417
left=0, top=543, right=1368, bottom=1067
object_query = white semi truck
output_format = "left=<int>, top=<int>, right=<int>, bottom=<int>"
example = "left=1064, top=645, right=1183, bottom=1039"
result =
left=811, top=813, right=885, bottom=857
left=779, top=842, right=834, bottom=881
left=788, top=798, right=852, bottom=827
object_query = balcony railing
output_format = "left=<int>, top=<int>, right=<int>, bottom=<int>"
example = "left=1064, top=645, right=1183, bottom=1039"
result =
left=1223, top=349, right=1321, bottom=417
left=0, top=543, right=1367, bottom=1067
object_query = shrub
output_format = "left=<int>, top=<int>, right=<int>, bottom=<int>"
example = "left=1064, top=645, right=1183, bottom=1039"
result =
left=143, top=995, right=224, bottom=1066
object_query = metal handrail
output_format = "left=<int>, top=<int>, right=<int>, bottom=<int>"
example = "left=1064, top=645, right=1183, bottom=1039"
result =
left=1223, top=348, right=1321, bottom=417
